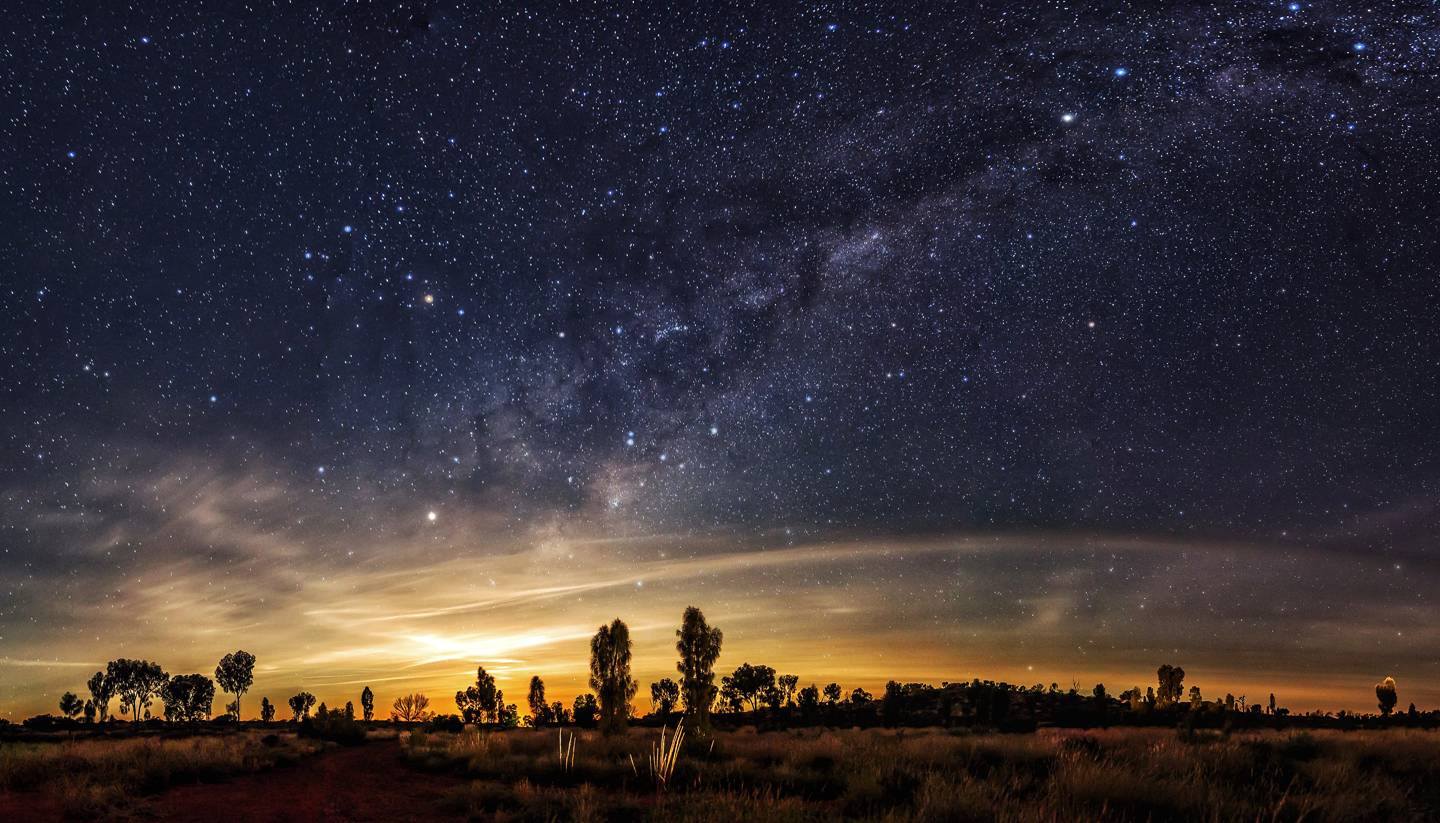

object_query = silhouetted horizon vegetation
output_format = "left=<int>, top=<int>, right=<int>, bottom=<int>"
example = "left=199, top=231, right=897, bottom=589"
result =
left=8, top=608, right=1437, bottom=737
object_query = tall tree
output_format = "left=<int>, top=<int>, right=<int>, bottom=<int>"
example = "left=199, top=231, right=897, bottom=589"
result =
left=214, top=650, right=256, bottom=720
left=360, top=686, right=375, bottom=721
left=288, top=691, right=316, bottom=721
left=527, top=676, right=548, bottom=726
left=86, top=671, right=114, bottom=723
left=1376, top=676, right=1398, bottom=715
left=823, top=683, right=842, bottom=706
left=161, top=674, right=216, bottom=722
left=1156, top=664, right=1185, bottom=708
left=589, top=618, right=637, bottom=736
left=778, top=674, right=800, bottom=707
left=650, top=678, right=680, bottom=715
left=675, top=606, right=723, bottom=734
left=108, top=659, right=167, bottom=723
left=260, top=696, right=276, bottom=723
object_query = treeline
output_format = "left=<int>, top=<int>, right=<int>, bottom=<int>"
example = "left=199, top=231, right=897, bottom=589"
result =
left=10, top=609, right=1433, bottom=735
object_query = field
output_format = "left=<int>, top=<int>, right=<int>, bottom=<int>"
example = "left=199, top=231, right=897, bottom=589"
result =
left=3, top=725, right=1440, bottom=821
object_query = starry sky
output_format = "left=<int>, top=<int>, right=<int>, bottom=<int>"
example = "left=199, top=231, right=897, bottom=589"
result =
left=2, top=2, right=1438, bottom=718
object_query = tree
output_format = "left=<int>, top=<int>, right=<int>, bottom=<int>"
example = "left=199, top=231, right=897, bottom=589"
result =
left=260, top=696, right=276, bottom=723
left=1189, top=685, right=1202, bottom=708
left=1268, top=693, right=1277, bottom=715
left=214, top=650, right=256, bottom=720
left=823, top=683, right=842, bottom=706
left=360, top=686, right=375, bottom=721
left=107, top=659, right=167, bottom=723
left=778, top=674, right=800, bottom=707
left=86, top=670, right=114, bottom=723
left=675, top=606, right=723, bottom=734
left=83, top=700, right=96, bottom=724
left=527, top=676, right=548, bottom=726
left=344, top=701, right=355, bottom=720
left=589, top=618, right=637, bottom=736
left=572, top=693, right=599, bottom=727
left=59, top=692, right=84, bottom=721
left=650, top=678, right=680, bottom=715
left=288, top=691, right=316, bottom=721
left=723, top=663, right=777, bottom=712
left=1376, top=676, right=1398, bottom=716
left=391, top=693, right=431, bottom=722
left=455, top=666, right=500, bottom=724
left=1156, top=665, right=1185, bottom=708
left=1092, top=683, right=1107, bottom=702
left=161, top=674, right=216, bottom=722
left=850, top=687, right=873, bottom=706
left=798, top=684, right=820, bottom=716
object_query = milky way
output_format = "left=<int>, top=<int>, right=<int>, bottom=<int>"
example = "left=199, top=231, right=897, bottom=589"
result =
left=2, top=3, right=1438, bottom=716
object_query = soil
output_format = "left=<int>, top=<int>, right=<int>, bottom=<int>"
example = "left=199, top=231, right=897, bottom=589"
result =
left=0, top=739, right=467, bottom=822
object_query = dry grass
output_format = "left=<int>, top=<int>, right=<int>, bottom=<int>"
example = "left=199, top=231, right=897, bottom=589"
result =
left=0, top=731, right=321, bottom=818
left=404, top=726, right=1440, bottom=821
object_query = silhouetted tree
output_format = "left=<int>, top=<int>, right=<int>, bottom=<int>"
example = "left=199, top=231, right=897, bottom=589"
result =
left=391, top=693, right=430, bottom=722
left=214, top=650, right=256, bottom=720
left=823, top=683, right=842, bottom=706
left=82, top=700, right=96, bottom=724
left=1268, top=693, right=1277, bottom=715
left=288, top=691, right=316, bottom=721
left=59, top=692, right=83, bottom=720
left=527, top=676, right=549, bottom=725
left=344, top=701, right=355, bottom=720
left=1189, top=685, right=1202, bottom=708
left=1093, top=683, right=1107, bottom=702
left=1156, top=665, right=1185, bottom=708
left=108, top=659, right=167, bottom=723
left=360, top=686, right=375, bottom=721
left=162, top=674, right=216, bottom=722
left=778, top=674, right=800, bottom=707
left=317, top=701, right=328, bottom=718
left=1376, top=676, right=1398, bottom=715
left=260, top=696, right=275, bottom=723
left=798, top=684, right=820, bottom=716
left=572, top=693, right=598, bottom=727
left=675, top=606, right=723, bottom=734
left=551, top=700, right=569, bottom=725
left=454, top=666, right=500, bottom=724
left=651, top=678, right=680, bottom=715
left=724, top=663, right=777, bottom=712
left=590, top=618, right=637, bottom=735
left=850, top=687, right=873, bottom=706
left=86, top=670, right=114, bottom=723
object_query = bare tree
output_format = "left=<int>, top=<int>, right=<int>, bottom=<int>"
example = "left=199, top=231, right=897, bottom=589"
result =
left=392, top=693, right=432, bottom=722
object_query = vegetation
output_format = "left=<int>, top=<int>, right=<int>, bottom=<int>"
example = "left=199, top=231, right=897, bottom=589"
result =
left=391, top=693, right=432, bottom=723
left=213, top=650, right=255, bottom=720
left=676, top=605, right=724, bottom=736
left=160, top=674, right=215, bottom=722
left=589, top=618, right=637, bottom=736
left=401, top=726, right=1440, bottom=821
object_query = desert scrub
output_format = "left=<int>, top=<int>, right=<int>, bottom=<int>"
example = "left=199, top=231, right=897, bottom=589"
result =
left=0, top=731, right=320, bottom=817
left=401, top=726, right=1440, bottom=821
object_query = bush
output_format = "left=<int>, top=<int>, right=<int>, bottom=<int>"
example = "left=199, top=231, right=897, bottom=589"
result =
left=425, top=714, right=465, bottom=733
left=299, top=708, right=366, bottom=746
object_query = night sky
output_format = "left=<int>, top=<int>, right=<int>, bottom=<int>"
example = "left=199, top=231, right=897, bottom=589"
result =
left=3, top=3, right=1438, bottom=717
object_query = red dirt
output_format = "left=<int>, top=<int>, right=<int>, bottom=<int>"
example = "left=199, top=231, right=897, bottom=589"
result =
left=0, top=739, right=468, bottom=822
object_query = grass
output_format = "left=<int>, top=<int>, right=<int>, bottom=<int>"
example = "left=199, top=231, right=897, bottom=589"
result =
left=403, top=726, right=1440, bottom=821
left=0, top=730, right=321, bottom=818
